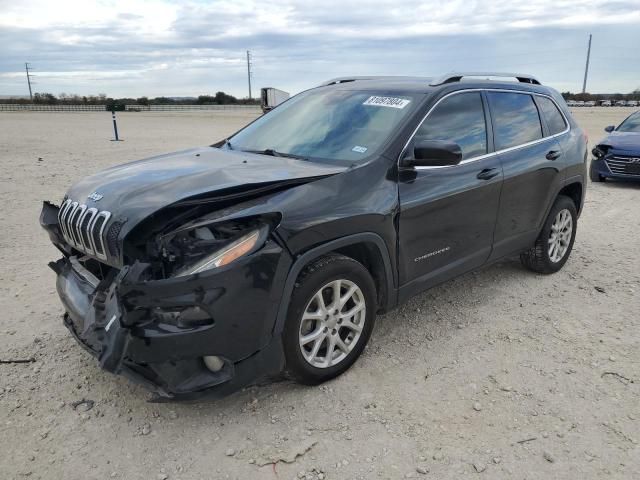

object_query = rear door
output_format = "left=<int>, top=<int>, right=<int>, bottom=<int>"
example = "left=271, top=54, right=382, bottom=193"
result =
left=486, top=91, right=566, bottom=259
left=397, top=90, right=503, bottom=301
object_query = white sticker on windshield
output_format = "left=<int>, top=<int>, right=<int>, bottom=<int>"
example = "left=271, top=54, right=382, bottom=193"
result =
left=363, top=96, right=411, bottom=109
left=352, top=145, right=368, bottom=153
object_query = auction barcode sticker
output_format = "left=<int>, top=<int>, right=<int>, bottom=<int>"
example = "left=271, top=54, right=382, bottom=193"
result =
left=363, top=96, right=411, bottom=109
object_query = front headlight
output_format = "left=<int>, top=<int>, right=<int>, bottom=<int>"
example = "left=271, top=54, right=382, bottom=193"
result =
left=173, top=229, right=261, bottom=277
left=592, top=147, right=604, bottom=159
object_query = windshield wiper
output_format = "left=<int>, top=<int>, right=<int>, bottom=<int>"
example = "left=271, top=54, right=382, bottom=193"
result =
left=242, top=148, right=308, bottom=161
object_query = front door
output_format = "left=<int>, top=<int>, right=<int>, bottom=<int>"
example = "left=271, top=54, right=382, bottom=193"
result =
left=398, top=90, right=503, bottom=302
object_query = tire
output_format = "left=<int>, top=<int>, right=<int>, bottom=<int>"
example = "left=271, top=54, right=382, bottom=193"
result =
left=589, top=162, right=604, bottom=182
left=520, top=195, right=577, bottom=274
left=283, top=254, right=376, bottom=385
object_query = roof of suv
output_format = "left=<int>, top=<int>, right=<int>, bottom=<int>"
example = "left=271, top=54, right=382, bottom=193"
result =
left=319, top=72, right=547, bottom=94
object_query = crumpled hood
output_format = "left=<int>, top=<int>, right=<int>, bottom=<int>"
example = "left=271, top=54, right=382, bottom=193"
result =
left=598, top=131, right=640, bottom=152
left=65, top=146, right=348, bottom=229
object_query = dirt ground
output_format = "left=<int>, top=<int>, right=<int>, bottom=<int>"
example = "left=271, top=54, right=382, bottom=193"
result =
left=1, top=107, right=639, bottom=480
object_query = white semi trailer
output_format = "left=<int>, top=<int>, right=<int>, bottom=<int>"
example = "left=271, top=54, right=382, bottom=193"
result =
left=260, top=88, right=290, bottom=113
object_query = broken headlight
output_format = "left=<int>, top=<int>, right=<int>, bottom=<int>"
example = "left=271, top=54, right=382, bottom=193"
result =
left=173, top=228, right=262, bottom=277
left=592, top=145, right=608, bottom=159
left=157, top=216, right=273, bottom=278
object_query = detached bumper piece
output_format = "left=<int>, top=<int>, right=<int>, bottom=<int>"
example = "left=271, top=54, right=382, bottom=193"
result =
left=47, top=247, right=289, bottom=400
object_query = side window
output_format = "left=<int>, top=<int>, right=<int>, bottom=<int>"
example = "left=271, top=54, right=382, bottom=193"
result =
left=414, top=92, right=487, bottom=160
left=487, top=92, right=543, bottom=150
left=537, top=96, right=567, bottom=135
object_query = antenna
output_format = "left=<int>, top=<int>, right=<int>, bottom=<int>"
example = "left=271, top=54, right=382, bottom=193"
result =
left=25, top=62, right=34, bottom=101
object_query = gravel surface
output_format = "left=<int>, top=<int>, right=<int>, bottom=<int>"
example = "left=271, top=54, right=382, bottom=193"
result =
left=1, top=107, right=639, bottom=479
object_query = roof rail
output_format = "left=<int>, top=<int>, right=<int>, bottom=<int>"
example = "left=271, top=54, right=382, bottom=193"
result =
left=321, top=76, right=384, bottom=86
left=320, top=75, right=429, bottom=86
left=429, top=72, right=541, bottom=86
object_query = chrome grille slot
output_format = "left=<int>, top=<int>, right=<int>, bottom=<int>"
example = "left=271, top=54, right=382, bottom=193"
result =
left=606, top=155, right=640, bottom=176
left=71, top=205, right=87, bottom=247
left=67, top=202, right=82, bottom=246
left=57, top=199, right=112, bottom=260
left=91, top=212, right=111, bottom=256
left=79, top=208, right=97, bottom=251
left=58, top=199, right=73, bottom=240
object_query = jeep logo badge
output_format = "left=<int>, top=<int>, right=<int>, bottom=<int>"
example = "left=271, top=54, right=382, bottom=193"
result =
left=88, top=192, right=103, bottom=202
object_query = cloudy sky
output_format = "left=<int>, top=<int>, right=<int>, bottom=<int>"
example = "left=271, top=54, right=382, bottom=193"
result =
left=1, top=0, right=639, bottom=98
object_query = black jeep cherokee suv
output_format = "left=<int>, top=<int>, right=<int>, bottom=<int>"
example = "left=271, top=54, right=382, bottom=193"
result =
left=40, top=72, right=587, bottom=399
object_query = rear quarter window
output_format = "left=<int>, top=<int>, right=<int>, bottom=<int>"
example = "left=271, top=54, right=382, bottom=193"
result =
left=536, top=96, right=567, bottom=135
left=487, top=92, right=543, bottom=150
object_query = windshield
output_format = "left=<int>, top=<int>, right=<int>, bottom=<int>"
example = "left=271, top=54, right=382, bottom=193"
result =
left=617, top=112, right=640, bottom=132
left=228, top=89, right=419, bottom=163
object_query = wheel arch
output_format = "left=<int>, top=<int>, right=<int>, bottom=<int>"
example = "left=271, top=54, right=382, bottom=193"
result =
left=273, top=233, right=396, bottom=336
left=557, top=179, right=584, bottom=215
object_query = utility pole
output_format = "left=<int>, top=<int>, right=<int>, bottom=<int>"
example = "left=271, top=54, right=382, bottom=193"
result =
left=582, top=34, right=592, bottom=94
left=25, top=62, right=33, bottom=101
left=246, top=50, right=252, bottom=99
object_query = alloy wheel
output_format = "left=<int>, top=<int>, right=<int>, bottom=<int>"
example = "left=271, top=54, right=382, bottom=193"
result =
left=548, top=208, right=573, bottom=263
left=298, top=279, right=366, bottom=368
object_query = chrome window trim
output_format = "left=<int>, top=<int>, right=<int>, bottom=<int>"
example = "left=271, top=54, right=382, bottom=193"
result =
left=398, top=88, right=571, bottom=170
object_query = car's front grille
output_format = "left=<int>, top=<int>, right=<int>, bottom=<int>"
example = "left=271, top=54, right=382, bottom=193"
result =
left=605, top=155, right=640, bottom=176
left=58, top=199, right=112, bottom=260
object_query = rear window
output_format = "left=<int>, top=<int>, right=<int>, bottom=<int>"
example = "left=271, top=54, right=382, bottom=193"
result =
left=537, top=96, right=567, bottom=135
left=487, top=92, right=543, bottom=150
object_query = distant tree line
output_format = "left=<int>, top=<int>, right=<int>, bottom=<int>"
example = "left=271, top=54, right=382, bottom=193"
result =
left=1, top=91, right=260, bottom=110
left=562, top=89, right=640, bottom=102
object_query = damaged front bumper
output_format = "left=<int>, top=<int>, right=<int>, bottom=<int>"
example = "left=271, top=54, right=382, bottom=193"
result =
left=41, top=202, right=291, bottom=400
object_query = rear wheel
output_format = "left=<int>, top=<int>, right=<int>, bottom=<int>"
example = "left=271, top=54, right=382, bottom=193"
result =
left=283, top=254, right=376, bottom=385
left=520, top=195, right=577, bottom=274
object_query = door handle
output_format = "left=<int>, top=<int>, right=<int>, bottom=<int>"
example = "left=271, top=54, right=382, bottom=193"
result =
left=477, top=168, right=499, bottom=180
left=546, top=150, right=562, bottom=161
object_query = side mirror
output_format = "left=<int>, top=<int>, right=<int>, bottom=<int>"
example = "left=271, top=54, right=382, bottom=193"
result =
left=403, top=140, right=462, bottom=167
left=604, top=125, right=615, bottom=132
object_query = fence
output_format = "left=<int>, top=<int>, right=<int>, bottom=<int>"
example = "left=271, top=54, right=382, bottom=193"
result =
left=0, top=104, right=106, bottom=112
left=125, top=104, right=260, bottom=112
left=0, top=104, right=261, bottom=112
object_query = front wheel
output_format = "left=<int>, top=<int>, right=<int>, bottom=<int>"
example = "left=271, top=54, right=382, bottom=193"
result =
left=589, top=162, right=604, bottom=182
left=283, top=254, right=376, bottom=385
left=520, top=195, right=577, bottom=274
